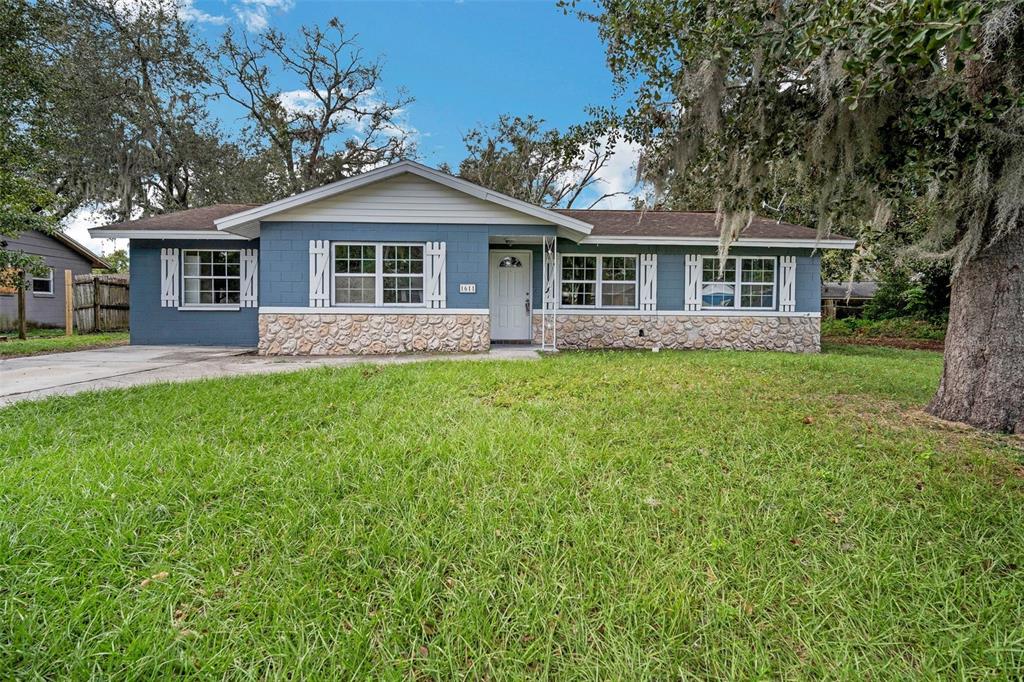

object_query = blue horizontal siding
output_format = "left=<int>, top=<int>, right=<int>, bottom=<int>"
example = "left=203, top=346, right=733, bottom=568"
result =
left=129, top=227, right=824, bottom=348
left=259, top=222, right=555, bottom=308
left=129, top=239, right=258, bottom=346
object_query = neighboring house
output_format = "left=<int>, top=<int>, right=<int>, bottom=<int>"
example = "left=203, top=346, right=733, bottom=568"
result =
left=0, top=230, right=109, bottom=330
left=91, top=161, right=855, bottom=354
left=821, top=281, right=880, bottom=319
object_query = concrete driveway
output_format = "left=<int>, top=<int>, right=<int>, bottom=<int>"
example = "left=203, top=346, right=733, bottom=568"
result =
left=0, top=344, right=539, bottom=406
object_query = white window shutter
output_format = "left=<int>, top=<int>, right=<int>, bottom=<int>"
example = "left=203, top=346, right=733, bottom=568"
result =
left=684, top=254, right=701, bottom=311
left=160, top=248, right=179, bottom=307
left=309, top=240, right=330, bottom=307
left=639, top=253, right=657, bottom=311
left=779, top=255, right=796, bottom=312
left=425, top=241, right=446, bottom=308
left=241, top=249, right=258, bottom=307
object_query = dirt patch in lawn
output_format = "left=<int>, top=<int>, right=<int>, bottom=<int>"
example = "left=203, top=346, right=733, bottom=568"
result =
left=824, top=335, right=945, bottom=351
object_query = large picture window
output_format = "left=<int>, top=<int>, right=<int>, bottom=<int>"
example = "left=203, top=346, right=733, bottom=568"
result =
left=333, top=243, right=424, bottom=306
left=701, top=256, right=776, bottom=310
left=561, top=254, right=638, bottom=308
left=183, top=250, right=240, bottom=305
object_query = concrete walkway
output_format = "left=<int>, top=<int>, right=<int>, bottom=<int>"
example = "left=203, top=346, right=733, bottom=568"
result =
left=0, top=344, right=540, bottom=406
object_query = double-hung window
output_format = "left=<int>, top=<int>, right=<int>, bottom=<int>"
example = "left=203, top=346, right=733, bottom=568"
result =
left=333, top=243, right=424, bottom=306
left=183, top=250, right=240, bottom=305
left=701, top=256, right=776, bottom=310
left=334, top=244, right=376, bottom=304
left=560, top=255, right=638, bottom=308
left=31, top=268, right=54, bottom=295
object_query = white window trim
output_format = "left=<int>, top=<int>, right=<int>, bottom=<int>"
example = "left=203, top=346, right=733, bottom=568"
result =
left=699, top=255, right=777, bottom=311
left=181, top=249, right=243, bottom=309
left=31, top=267, right=54, bottom=296
left=559, top=254, right=640, bottom=310
left=330, top=242, right=426, bottom=307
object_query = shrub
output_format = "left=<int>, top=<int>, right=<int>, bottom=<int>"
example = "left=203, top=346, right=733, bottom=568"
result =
left=864, top=262, right=950, bottom=323
left=822, top=317, right=947, bottom=341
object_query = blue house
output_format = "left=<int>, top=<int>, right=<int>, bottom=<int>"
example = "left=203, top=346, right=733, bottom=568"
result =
left=91, top=161, right=855, bottom=354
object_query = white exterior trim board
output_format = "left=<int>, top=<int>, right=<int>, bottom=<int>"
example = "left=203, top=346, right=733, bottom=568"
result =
left=579, top=235, right=856, bottom=249
left=531, top=310, right=820, bottom=318
left=260, top=306, right=490, bottom=315
left=178, top=305, right=241, bottom=312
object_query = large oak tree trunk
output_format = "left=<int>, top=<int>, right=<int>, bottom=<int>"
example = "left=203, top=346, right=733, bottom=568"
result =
left=927, top=226, right=1024, bottom=433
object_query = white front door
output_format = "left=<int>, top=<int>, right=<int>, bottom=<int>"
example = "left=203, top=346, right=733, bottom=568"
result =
left=489, top=250, right=532, bottom=341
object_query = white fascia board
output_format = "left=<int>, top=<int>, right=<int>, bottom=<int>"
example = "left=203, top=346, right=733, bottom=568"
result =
left=260, top=306, right=490, bottom=315
left=89, top=229, right=251, bottom=240
left=530, top=309, right=822, bottom=318
left=578, top=235, right=857, bottom=250
left=213, top=160, right=593, bottom=237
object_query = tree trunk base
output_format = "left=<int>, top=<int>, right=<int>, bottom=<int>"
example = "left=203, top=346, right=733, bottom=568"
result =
left=927, top=228, right=1024, bottom=434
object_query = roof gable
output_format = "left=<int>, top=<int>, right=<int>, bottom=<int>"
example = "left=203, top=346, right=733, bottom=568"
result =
left=214, top=161, right=593, bottom=238
left=51, top=230, right=110, bottom=269
left=269, top=173, right=558, bottom=226
left=3, top=229, right=109, bottom=269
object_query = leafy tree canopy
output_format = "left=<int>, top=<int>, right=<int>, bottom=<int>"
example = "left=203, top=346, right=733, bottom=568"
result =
left=569, top=0, right=1021, bottom=265
left=446, top=115, right=628, bottom=208
left=568, top=0, right=1024, bottom=432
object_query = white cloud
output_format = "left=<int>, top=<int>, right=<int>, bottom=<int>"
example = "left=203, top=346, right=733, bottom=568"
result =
left=61, top=207, right=126, bottom=259
left=179, top=1, right=228, bottom=25
left=234, top=0, right=293, bottom=32
left=112, top=0, right=228, bottom=25
left=577, top=134, right=648, bottom=209
left=277, top=89, right=323, bottom=115
left=115, top=0, right=297, bottom=31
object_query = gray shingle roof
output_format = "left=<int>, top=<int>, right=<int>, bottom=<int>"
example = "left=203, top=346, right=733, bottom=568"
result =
left=98, top=203, right=848, bottom=242
left=99, top=204, right=258, bottom=232
left=554, top=209, right=842, bottom=240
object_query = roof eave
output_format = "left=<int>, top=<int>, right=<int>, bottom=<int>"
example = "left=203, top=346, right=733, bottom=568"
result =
left=89, top=229, right=252, bottom=241
left=579, top=235, right=857, bottom=249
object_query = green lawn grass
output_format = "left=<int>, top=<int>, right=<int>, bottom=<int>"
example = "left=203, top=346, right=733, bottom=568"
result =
left=0, top=330, right=129, bottom=357
left=1, top=346, right=1022, bottom=678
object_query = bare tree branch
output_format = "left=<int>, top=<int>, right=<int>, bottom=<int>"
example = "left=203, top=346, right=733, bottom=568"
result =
left=213, top=18, right=414, bottom=198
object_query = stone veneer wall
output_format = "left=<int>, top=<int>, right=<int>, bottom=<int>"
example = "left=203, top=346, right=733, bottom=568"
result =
left=532, top=313, right=819, bottom=353
left=259, top=313, right=490, bottom=355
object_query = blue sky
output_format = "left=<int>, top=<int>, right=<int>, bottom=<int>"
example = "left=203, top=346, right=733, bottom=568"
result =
left=73, top=0, right=644, bottom=253
left=191, top=0, right=622, bottom=167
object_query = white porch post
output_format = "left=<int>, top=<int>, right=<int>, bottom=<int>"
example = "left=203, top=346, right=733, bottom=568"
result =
left=541, top=235, right=558, bottom=351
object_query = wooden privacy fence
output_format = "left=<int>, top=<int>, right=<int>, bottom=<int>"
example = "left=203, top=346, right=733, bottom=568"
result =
left=74, top=274, right=129, bottom=332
